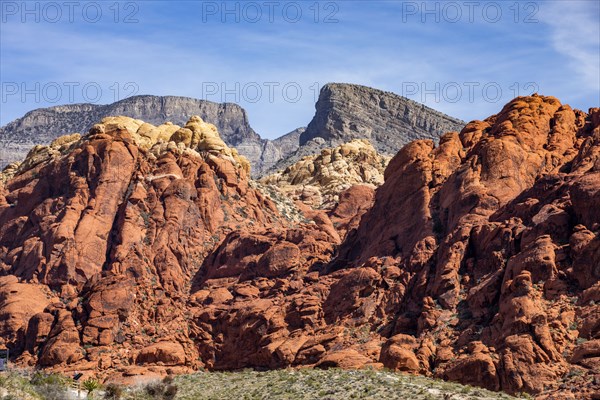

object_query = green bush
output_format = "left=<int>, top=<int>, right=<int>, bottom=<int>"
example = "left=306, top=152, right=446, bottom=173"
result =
left=30, top=372, right=70, bottom=400
left=31, top=372, right=69, bottom=387
left=83, top=377, right=102, bottom=393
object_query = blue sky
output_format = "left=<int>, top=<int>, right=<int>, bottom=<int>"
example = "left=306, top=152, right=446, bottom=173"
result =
left=1, top=0, right=599, bottom=139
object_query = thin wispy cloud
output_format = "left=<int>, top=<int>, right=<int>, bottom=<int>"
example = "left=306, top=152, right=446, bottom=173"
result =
left=1, top=1, right=598, bottom=137
left=539, top=1, right=600, bottom=89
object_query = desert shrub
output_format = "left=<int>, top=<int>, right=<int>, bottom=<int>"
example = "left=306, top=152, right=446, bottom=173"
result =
left=33, top=382, right=70, bottom=400
left=31, top=371, right=69, bottom=386
left=30, top=372, right=70, bottom=400
left=83, top=377, right=102, bottom=393
left=164, top=384, right=178, bottom=400
left=104, top=383, right=124, bottom=399
left=144, top=378, right=179, bottom=400
left=145, top=381, right=166, bottom=398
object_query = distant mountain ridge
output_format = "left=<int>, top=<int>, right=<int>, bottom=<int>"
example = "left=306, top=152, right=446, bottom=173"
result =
left=268, top=83, right=465, bottom=172
left=0, top=84, right=465, bottom=175
left=301, top=83, right=464, bottom=150
left=0, top=95, right=296, bottom=175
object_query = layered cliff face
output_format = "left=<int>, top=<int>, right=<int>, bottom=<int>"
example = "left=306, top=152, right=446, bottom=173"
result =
left=260, top=139, right=389, bottom=209
left=0, top=95, right=599, bottom=399
left=0, top=96, right=297, bottom=175
left=297, top=83, right=465, bottom=153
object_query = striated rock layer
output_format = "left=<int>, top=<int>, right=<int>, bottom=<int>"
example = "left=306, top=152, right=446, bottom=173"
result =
left=260, top=139, right=389, bottom=209
left=301, top=83, right=465, bottom=150
left=0, top=95, right=599, bottom=399
left=266, top=83, right=465, bottom=173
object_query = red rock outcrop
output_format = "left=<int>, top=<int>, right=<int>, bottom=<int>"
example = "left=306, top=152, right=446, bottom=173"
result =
left=335, top=95, right=600, bottom=397
left=0, top=96, right=599, bottom=399
left=329, top=184, right=376, bottom=237
left=0, top=116, right=289, bottom=379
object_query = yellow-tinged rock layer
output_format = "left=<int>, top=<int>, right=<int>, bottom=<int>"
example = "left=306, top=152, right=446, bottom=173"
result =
left=260, top=139, right=390, bottom=208
left=1, top=115, right=251, bottom=184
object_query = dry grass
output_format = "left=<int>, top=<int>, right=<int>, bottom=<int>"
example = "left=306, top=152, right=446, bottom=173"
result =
left=124, top=369, right=519, bottom=400
left=1, top=368, right=524, bottom=400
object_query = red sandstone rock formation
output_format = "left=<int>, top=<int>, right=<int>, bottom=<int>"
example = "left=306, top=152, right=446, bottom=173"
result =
left=335, top=95, right=600, bottom=397
left=0, top=96, right=598, bottom=399
left=0, top=116, right=290, bottom=379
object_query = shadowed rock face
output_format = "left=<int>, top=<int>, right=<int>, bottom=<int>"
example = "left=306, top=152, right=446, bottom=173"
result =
left=0, top=96, right=599, bottom=399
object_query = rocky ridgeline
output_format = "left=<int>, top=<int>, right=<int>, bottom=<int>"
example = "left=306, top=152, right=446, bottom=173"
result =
left=333, top=95, right=600, bottom=398
left=269, top=83, right=465, bottom=172
left=0, top=96, right=297, bottom=175
left=301, top=83, right=465, bottom=149
left=1, top=84, right=464, bottom=176
left=0, top=96, right=599, bottom=399
left=261, top=139, right=389, bottom=209
left=0, top=114, right=287, bottom=375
